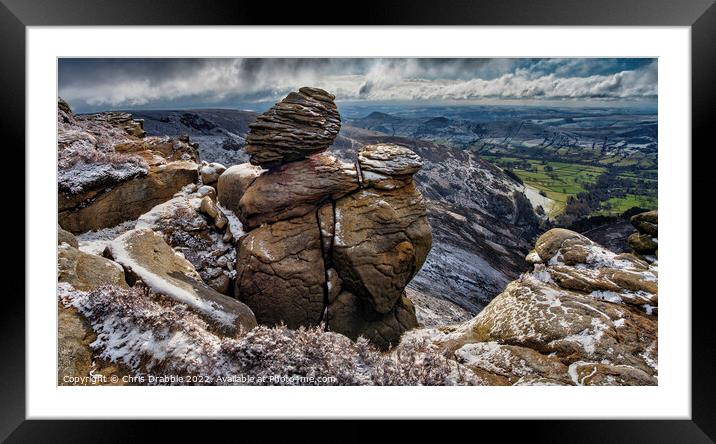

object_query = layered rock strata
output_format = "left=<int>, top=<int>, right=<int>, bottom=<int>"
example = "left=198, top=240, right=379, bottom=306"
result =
left=244, top=87, right=341, bottom=167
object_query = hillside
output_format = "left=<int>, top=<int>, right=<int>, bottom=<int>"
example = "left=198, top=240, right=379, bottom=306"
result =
left=347, top=106, right=658, bottom=221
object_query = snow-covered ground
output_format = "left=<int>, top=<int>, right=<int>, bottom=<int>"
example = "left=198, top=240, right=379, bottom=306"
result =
left=76, top=220, right=138, bottom=256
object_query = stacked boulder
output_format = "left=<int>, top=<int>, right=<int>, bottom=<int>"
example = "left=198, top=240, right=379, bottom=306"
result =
left=627, top=210, right=658, bottom=262
left=219, top=87, right=432, bottom=349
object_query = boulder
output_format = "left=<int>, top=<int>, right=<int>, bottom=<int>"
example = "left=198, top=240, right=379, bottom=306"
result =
left=630, top=210, right=658, bottom=236
left=197, top=185, right=216, bottom=200
left=358, top=143, right=422, bottom=190
left=199, top=196, right=228, bottom=230
left=58, top=225, right=79, bottom=248
left=628, top=232, right=658, bottom=254
left=326, top=291, right=418, bottom=350
left=216, top=163, right=264, bottom=216
left=245, top=87, right=341, bottom=167
left=59, top=161, right=198, bottom=233
left=235, top=211, right=326, bottom=328
left=199, top=162, right=226, bottom=185
left=57, top=244, right=128, bottom=291
left=533, top=228, right=591, bottom=263
left=108, top=228, right=256, bottom=336
left=332, top=183, right=432, bottom=313
left=234, top=90, right=431, bottom=349
left=238, top=154, right=359, bottom=229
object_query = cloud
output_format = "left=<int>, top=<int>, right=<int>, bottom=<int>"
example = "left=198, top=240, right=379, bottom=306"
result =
left=58, top=58, right=657, bottom=111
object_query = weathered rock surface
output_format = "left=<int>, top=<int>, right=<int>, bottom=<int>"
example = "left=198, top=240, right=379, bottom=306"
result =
left=57, top=98, right=200, bottom=233
left=245, top=87, right=341, bottom=167
left=59, top=161, right=198, bottom=233
left=57, top=243, right=128, bottom=291
left=216, top=163, right=264, bottom=216
left=358, top=143, right=423, bottom=189
left=58, top=225, right=79, bottom=248
left=235, top=212, right=326, bottom=328
left=108, top=228, right=256, bottom=336
left=628, top=210, right=658, bottom=260
left=454, top=341, right=571, bottom=386
left=333, top=183, right=432, bottom=313
left=58, top=301, right=129, bottom=386
left=407, top=228, right=658, bottom=385
left=136, top=189, right=238, bottom=294
left=238, top=154, right=359, bottom=229
left=326, top=291, right=418, bottom=350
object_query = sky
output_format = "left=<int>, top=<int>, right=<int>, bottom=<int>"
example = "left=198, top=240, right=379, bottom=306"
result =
left=58, top=58, right=657, bottom=113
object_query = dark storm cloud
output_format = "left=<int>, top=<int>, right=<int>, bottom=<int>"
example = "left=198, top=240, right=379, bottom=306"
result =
left=58, top=58, right=657, bottom=112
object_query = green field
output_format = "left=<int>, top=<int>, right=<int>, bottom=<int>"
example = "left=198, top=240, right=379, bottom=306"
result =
left=596, top=194, right=658, bottom=215
left=482, top=155, right=656, bottom=217
left=482, top=156, right=606, bottom=215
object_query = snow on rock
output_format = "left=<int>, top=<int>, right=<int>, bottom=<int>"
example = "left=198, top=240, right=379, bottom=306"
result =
left=58, top=282, right=483, bottom=386
left=401, top=228, right=658, bottom=386
left=58, top=159, right=148, bottom=195
left=76, top=220, right=138, bottom=256
left=107, top=228, right=256, bottom=336
left=136, top=189, right=237, bottom=294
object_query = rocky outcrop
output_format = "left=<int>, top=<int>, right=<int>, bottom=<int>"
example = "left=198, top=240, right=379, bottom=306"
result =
left=628, top=210, right=658, bottom=261
left=135, top=186, right=238, bottom=294
left=229, top=88, right=431, bottom=349
left=245, top=87, right=341, bottom=167
left=57, top=98, right=200, bottom=233
left=107, top=228, right=257, bottom=337
left=409, top=228, right=658, bottom=385
left=59, top=161, right=198, bottom=233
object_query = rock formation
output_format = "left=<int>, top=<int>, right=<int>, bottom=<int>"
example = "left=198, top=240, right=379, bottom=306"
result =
left=222, top=88, right=432, bottom=349
left=136, top=184, right=239, bottom=294
left=408, top=228, right=658, bottom=385
left=57, top=98, right=200, bottom=233
left=244, top=87, right=341, bottom=167
left=628, top=210, right=658, bottom=262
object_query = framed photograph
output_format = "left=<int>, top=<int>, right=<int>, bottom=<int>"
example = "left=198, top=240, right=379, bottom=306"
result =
left=5, top=0, right=713, bottom=439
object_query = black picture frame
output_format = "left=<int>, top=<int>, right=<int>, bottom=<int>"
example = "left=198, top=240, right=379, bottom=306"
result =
left=3, top=0, right=713, bottom=441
